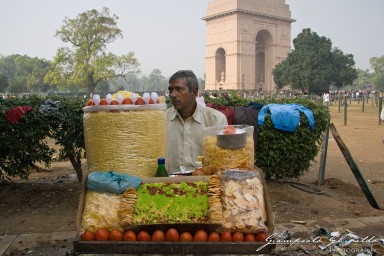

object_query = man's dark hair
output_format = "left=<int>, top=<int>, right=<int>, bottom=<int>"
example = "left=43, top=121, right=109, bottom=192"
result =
left=169, top=70, right=199, bottom=92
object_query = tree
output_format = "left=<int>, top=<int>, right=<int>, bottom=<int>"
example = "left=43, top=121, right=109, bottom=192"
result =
left=44, top=7, right=140, bottom=96
left=330, top=48, right=357, bottom=90
left=7, top=80, right=27, bottom=93
left=0, top=73, right=9, bottom=92
left=0, top=55, right=51, bottom=93
left=370, top=55, right=384, bottom=91
left=353, top=68, right=373, bottom=89
left=25, top=57, right=52, bottom=93
left=273, top=28, right=357, bottom=94
left=148, top=69, right=166, bottom=92
left=96, top=80, right=111, bottom=94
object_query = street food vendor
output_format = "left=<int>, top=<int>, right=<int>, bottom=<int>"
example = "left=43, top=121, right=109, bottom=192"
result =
left=167, top=70, right=228, bottom=173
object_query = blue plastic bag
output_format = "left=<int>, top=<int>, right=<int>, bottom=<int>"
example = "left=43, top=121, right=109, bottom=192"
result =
left=87, top=171, right=142, bottom=194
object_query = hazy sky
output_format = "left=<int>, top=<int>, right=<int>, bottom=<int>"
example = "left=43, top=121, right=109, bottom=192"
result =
left=1, top=0, right=383, bottom=79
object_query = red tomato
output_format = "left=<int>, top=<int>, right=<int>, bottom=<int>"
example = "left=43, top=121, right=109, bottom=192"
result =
left=255, top=232, right=267, bottom=242
left=207, top=232, right=220, bottom=242
left=220, top=232, right=232, bottom=242
left=232, top=232, right=244, bottom=242
left=81, top=230, right=94, bottom=241
left=223, top=125, right=236, bottom=135
left=165, top=228, right=179, bottom=242
left=151, top=230, right=165, bottom=241
left=180, top=232, right=193, bottom=242
left=137, top=231, right=151, bottom=241
left=123, top=230, right=136, bottom=241
left=244, top=233, right=256, bottom=242
left=193, top=230, right=208, bottom=242
left=109, top=229, right=123, bottom=241
left=95, top=228, right=109, bottom=241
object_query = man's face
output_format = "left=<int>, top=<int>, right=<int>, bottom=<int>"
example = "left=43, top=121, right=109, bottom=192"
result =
left=168, top=78, right=197, bottom=111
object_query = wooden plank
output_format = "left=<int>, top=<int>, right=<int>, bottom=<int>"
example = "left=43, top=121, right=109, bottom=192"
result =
left=73, top=241, right=275, bottom=254
left=329, top=123, right=382, bottom=209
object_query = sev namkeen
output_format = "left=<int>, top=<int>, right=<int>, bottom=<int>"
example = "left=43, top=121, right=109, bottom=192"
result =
left=83, top=104, right=167, bottom=178
left=81, top=191, right=122, bottom=232
left=203, top=136, right=254, bottom=175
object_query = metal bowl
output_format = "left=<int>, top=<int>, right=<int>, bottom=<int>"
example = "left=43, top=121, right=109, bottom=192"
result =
left=216, top=129, right=247, bottom=149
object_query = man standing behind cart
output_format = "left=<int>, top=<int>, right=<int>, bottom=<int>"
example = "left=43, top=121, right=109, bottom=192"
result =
left=167, top=70, right=228, bottom=174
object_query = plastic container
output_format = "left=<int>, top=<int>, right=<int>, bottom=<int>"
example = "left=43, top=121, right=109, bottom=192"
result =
left=203, top=125, right=254, bottom=175
left=83, top=104, right=167, bottom=178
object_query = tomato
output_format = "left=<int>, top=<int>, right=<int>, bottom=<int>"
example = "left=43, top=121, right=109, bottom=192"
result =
left=135, top=98, right=145, bottom=105
left=223, top=125, right=236, bottom=135
left=220, top=231, right=232, bottom=242
left=193, top=230, right=208, bottom=242
left=86, top=99, right=95, bottom=106
left=165, top=228, right=179, bottom=242
left=95, top=228, right=109, bottom=241
left=179, top=232, right=193, bottom=242
left=232, top=232, right=244, bottom=242
left=244, top=233, right=256, bottom=242
left=122, top=98, right=133, bottom=104
left=123, top=230, right=136, bottom=241
left=137, top=230, right=151, bottom=241
left=99, top=98, right=108, bottom=105
left=151, top=230, right=165, bottom=241
left=110, top=99, right=120, bottom=105
left=255, top=232, right=267, bottom=242
left=207, top=232, right=220, bottom=242
left=149, top=98, right=155, bottom=104
left=81, top=230, right=94, bottom=241
left=109, top=229, right=123, bottom=241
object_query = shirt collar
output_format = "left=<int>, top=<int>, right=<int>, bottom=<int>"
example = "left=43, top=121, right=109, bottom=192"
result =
left=169, top=102, right=203, bottom=124
left=191, top=103, right=203, bottom=124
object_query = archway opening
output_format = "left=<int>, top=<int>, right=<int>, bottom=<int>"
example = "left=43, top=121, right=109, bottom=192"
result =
left=255, top=30, right=273, bottom=92
left=215, top=48, right=226, bottom=87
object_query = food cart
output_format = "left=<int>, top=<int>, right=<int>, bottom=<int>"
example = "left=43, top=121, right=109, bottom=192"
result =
left=73, top=93, right=275, bottom=254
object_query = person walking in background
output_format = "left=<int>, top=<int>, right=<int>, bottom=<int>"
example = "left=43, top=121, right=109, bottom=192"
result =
left=381, top=105, right=384, bottom=143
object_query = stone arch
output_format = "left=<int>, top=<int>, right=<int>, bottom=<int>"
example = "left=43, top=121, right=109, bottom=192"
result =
left=215, top=48, right=226, bottom=85
left=255, top=29, right=273, bottom=91
left=203, top=0, right=293, bottom=92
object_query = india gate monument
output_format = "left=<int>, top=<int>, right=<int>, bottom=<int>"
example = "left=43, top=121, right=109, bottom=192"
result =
left=203, top=0, right=294, bottom=93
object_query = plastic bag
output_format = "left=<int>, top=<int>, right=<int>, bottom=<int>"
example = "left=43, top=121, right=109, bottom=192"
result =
left=87, top=171, right=142, bottom=194
left=203, top=125, right=254, bottom=175
left=218, top=169, right=267, bottom=233
left=81, top=190, right=121, bottom=232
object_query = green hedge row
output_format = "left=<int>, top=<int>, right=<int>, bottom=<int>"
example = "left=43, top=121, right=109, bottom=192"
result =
left=0, top=96, right=85, bottom=182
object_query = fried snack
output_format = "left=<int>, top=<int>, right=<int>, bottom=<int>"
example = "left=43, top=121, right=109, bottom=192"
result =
left=83, top=106, right=167, bottom=178
left=220, top=172, right=267, bottom=232
left=208, top=175, right=223, bottom=224
left=81, top=191, right=122, bottom=232
left=204, top=136, right=254, bottom=175
left=119, top=188, right=138, bottom=226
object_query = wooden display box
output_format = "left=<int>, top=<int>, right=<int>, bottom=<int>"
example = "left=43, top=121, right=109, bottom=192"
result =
left=73, top=173, right=275, bottom=254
